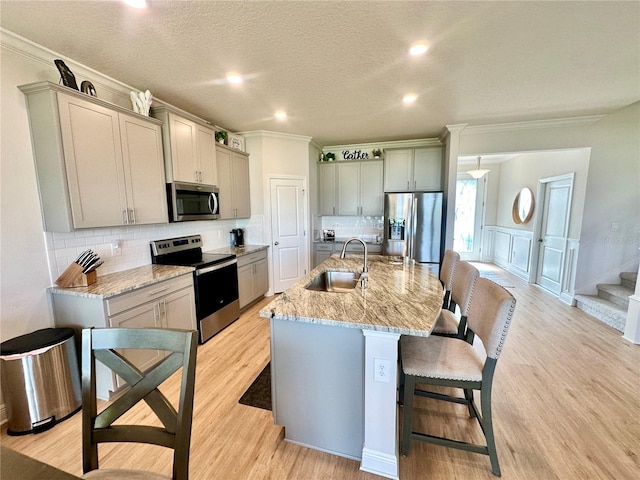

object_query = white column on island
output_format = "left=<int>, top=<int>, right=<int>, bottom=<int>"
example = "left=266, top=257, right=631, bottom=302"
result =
left=360, top=329, right=401, bottom=480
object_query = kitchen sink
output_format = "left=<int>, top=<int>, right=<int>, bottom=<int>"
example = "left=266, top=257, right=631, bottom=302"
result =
left=305, top=270, right=361, bottom=293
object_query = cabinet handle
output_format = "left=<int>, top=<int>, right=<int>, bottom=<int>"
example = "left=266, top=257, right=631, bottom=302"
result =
left=123, top=209, right=129, bottom=225
left=407, top=181, right=410, bottom=190
left=149, top=286, right=169, bottom=295
left=160, top=299, right=166, bottom=318
left=129, top=209, right=136, bottom=224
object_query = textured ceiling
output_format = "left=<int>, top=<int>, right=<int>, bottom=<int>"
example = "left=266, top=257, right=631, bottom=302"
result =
left=1, top=1, right=639, bottom=146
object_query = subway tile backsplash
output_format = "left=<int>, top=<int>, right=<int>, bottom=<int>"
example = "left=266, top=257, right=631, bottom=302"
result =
left=315, top=216, right=384, bottom=241
left=44, top=216, right=264, bottom=285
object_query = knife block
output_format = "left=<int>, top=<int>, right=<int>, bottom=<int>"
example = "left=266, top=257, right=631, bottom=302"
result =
left=55, top=264, right=97, bottom=288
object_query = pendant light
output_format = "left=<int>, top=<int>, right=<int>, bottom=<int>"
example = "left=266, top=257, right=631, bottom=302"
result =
left=467, top=156, right=490, bottom=179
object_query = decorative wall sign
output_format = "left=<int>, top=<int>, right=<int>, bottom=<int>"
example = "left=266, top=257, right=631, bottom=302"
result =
left=342, top=149, right=369, bottom=160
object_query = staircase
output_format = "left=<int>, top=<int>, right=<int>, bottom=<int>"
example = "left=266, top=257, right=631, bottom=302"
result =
left=575, top=272, right=637, bottom=332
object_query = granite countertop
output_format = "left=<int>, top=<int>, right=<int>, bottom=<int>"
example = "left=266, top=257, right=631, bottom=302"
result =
left=48, top=264, right=194, bottom=299
left=259, top=255, right=443, bottom=337
left=208, top=244, right=268, bottom=256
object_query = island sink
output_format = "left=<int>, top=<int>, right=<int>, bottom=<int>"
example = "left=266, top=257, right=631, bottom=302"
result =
left=305, top=270, right=360, bottom=292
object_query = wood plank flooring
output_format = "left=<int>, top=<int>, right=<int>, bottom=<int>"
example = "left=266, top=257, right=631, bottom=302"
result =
left=2, top=264, right=639, bottom=479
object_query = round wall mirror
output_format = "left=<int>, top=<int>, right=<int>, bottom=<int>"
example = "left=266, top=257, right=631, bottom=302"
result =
left=512, top=187, right=534, bottom=224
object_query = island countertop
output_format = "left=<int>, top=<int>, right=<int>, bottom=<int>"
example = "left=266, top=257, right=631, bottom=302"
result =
left=260, top=255, right=443, bottom=337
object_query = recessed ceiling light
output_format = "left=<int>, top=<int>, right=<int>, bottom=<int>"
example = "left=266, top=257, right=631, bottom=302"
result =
left=403, top=94, right=417, bottom=104
left=409, top=43, right=428, bottom=56
left=275, top=111, right=287, bottom=119
left=123, top=0, right=147, bottom=8
left=227, top=74, right=243, bottom=84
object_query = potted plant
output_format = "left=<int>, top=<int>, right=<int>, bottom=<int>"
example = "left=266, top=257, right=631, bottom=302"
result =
left=215, top=130, right=228, bottom=144
left=325, top=152, right=336, bottom=161
left=372, top=148, right=382, bottom=158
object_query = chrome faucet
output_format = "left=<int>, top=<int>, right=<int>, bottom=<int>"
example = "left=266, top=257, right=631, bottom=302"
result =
left=340, top=237, right=368, bottom=289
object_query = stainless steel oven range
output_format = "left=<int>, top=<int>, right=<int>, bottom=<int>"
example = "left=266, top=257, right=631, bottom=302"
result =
left=150, top=235, right=240, bottom=344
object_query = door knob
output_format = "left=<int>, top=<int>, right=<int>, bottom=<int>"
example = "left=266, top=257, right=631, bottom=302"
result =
left=537, top=238, right=543, bottom=242
left=274, top=241, right=279, bottom=245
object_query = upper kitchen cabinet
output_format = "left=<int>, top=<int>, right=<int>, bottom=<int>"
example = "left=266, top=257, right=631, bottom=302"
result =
left=216, top=144, right=250, bottom=219
left=151, top=106, right=217, bottom=185
left=384, top=146, right=442, bottom=192
left=318, top=160, right=383, bottom=216
left=20, top=82, right=168, bottom=232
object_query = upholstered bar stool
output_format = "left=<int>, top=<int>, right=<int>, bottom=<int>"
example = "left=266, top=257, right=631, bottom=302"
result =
left=439, top=250, right=459, bottom=310
left=399, top=278, right=517, bottom=476
left=431, top=260, right=479, bottom=340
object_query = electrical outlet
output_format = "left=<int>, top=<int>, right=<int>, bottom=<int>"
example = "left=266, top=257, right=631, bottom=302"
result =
left=374, top=358, right=391, bottom=383
left=110, top=240, right=121, bottom=256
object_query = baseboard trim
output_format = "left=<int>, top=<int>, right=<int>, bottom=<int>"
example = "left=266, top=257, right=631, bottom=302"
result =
left=360, top=446, right=399, bottom=480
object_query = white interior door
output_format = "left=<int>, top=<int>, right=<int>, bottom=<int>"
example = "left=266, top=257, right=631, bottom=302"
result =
left=535, top=175, right=574, bottom=295
left=270, top=177, right=307, bottom=293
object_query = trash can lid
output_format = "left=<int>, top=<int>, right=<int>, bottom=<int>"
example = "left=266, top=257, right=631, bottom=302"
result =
left=0, top=328, right=75, bottom=355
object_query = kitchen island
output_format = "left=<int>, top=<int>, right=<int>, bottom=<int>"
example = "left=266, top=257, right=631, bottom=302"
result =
left=259, top=255, right=442, bottom=480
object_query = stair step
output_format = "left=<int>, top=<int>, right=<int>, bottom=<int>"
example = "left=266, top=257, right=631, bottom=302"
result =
left=620, top=272, right=638, bottom=290
left=596, top=283, right=634, bottom=309
left=575, top=294, right=626, bottom=332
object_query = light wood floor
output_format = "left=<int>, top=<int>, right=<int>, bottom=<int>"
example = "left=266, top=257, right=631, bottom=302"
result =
left=2, top=264, right=639, bottom=479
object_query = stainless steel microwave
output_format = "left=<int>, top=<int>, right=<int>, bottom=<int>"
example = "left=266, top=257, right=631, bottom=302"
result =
left=167, top=182, right=220, bottom=222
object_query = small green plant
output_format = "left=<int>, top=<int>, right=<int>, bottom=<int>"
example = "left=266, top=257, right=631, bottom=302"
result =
left=372, top=148, right=382, bottom=158
left=324, top=152, right=336, bottom=161
left=215, top=130, right=228, bottom=144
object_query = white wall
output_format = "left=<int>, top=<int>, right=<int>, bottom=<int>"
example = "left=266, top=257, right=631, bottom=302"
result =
left=575, top=102, right=640, bottom=290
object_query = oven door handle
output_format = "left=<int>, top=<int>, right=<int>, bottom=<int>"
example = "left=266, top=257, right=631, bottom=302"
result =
left=195, top=258, right=238, bottom=275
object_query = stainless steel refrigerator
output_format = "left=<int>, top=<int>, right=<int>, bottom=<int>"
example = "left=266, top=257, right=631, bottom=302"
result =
left=383, top=192, right=443, bottom=267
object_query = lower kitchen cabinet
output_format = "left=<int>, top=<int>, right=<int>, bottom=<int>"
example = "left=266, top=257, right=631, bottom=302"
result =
left=50, top=274, right=196, bottom=399
left=237, top=249, right=269, bottom=309
left=313, top=242, right=382, bottom=268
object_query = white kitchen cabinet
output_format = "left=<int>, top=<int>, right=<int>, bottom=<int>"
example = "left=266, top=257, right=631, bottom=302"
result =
left=216, top=144, right=251, bottom=219
left=51, top=274, right=196, bottom=399
left=313, top=244, right=333, bottom=267
left=318, top=162, right=337, bottom=215
left=237, top=249, right=269, bottom=309
left=20, top=82, right=168, bottom=231
left=151, top=106, right=218, bottom=185
left=320, top=160, right=383, bottom=216
left=384, top=147, right=442, bottom=192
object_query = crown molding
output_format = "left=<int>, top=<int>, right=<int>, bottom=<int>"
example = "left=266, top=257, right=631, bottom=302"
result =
left=323, top=137, right=441, bottom=153
left=461, top=116, right=605, bottom=135
left=1, top=28, right=138, bottom=103
left=239, top=130, right=313, bottom=143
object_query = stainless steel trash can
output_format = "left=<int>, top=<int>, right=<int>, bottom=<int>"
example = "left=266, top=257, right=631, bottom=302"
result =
left=0, top=327, right=81, bottom=435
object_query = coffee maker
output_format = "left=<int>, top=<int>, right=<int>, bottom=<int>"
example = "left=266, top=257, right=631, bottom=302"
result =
left=230, top=228, right=245, bottom=247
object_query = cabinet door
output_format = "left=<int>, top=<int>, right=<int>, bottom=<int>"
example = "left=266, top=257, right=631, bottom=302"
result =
left=119, top=113, right=168, bottom=225
left=413, top=147, right=442, bottom=191
left=162, top=287, right=197, bottom=330
left=108, top=301, right=163, bottom=389
left=253, top=258, right=269, bottom=298
left=237, top=263, right=254, bottom=309
left=57, top=93, right=128, bottom=228
left=318, top=163, right=336, bottom=215
left=360, top=160, right=384, bottom=215
left=336, top=162, right=360, bottom=215
left=383, top=149, right=413, bottom=192
left=216, top=147, right=234, bottom=219
left=232, top=152, right=251, bottom=218
left=169, top=113, right=198, bottom=183
left=196, top=124, right=218, bottom=185
left=314, top=248, right=332, bottom=268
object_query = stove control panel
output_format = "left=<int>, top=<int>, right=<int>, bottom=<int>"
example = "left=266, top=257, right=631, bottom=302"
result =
left=150, top=235, right=202, bottom=256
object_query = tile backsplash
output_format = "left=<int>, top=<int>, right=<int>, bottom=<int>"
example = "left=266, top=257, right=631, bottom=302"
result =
left=45, top=216, right=264, bottom=284
left=314, top=215, right=384, bottom=241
